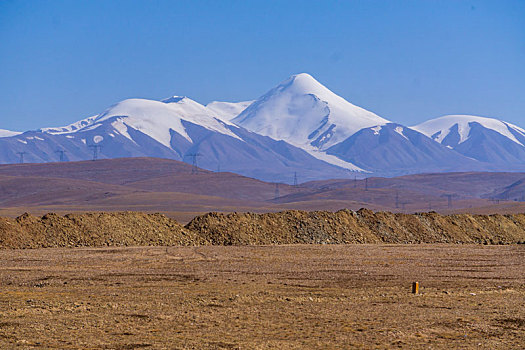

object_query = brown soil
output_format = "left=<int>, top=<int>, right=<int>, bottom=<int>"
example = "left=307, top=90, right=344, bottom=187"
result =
left=0, top=212, right=203, bottom=249
left=0, top=245, right=523, bottom=349
left=187, top=209, right=525, bottom=245
left=2, top=209, right=525, bottom=249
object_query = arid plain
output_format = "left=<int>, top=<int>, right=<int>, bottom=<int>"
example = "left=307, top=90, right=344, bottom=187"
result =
left=0, top=245, right=524, bottom=349
left=1, top=158, right=525, bottom=349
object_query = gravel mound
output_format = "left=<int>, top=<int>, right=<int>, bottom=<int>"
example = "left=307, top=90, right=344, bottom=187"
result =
left=186, top=209, right=525, bottom=245
left=2, top=209, right=525, bottom=248
left=0, top=212, right=202, bottom=249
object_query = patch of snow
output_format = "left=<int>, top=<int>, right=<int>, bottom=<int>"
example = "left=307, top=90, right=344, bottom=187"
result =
left=108, top=133, right=115, bottom=137
left=412, top=115, right=525, bottom=146
left=81, top=138, right=86, bottom=145
left=371, top=126, right=382, bottom=135
left=66, top=135, right=74, bottom=139
left=93, top=135, right=103, bottom=144
left=394, top=126, right=408, bottom=140
left=34, top=136, right=44, bottom=141
left=81, top=123, right=102, bottom=132
left=26, top=136, right=35, bottom=140
left=111, top=119, right=134, bottom=142
left=302, top=145, right=367, bottom=172
left=207, top=101, right=254, bottom=121
left=39, top=115, right=98, bottom=134
left=17, top=139, right=27, bottom=144
left=0, top=129, right=22, bottom=138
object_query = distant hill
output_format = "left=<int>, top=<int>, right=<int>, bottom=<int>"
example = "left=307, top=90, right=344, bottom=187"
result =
left=1, top=158, right=525, bottom=221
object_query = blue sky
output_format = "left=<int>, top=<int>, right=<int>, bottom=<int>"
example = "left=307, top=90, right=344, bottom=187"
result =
left=0, top=0, right=524, bottom=131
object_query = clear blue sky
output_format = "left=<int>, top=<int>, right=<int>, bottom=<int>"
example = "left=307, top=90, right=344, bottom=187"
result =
left=1, top=0, right=524, bottom=131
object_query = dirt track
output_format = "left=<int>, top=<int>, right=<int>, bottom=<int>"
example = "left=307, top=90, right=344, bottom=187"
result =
left=0, top=245, right=523, bottom=349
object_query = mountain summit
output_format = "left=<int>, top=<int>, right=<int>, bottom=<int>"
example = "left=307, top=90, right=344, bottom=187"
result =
left=413, top=115, right=525, bottom=165
left=234, top=73, right=389, bottom=152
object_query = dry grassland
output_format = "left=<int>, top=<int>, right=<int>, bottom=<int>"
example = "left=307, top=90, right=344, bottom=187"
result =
left=0, top=245, right=523, bottom=349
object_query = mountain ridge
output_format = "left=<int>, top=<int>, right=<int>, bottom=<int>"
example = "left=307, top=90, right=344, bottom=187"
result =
left=2, top=73, right=524, bottom=180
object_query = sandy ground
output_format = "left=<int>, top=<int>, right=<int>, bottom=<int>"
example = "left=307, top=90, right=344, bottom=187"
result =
left=0, top=245, right=523, bottom=349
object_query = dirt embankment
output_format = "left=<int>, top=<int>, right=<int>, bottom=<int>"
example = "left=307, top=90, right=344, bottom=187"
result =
left=0, top=212, right=203, bottom=249
left=2, top=209, right=525, bottom=248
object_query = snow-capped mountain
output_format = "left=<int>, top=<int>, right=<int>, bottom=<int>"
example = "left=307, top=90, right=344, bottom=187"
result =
left=207, top=101, right=253, bottom=121
left=326, top=123, right=484, bottom=175
left=232, top=73, right=389, bottom=170
left=0, top=129, right=21, bottom=138
left=231, top=73, right=487, bottom=173
left=2, top=73, right=525, bottom=180
left=412, top=115, right=525, bottom=166
left=0, top=96, right=351, bottom=183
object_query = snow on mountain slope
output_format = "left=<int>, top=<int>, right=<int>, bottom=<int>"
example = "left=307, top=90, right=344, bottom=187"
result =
left=93, top=97, right=241, bottom=147
left=0, top=94, right=352, bottom=182
left=412, top=115, right=525, bottom=147
left=233, top=73, right=389, bottom=152
left=39, top=116, right=98, bottom=135
left=412, top=115, right=525, bottom=166
left=327, top=123, right=485, bottom=175
left=207, top=101, right=253, bottom=121
left=0, top=129, right=21, bottom=138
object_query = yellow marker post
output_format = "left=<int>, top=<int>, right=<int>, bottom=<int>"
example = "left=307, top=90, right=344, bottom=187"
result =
left=412, top=282, right=419, bottom=294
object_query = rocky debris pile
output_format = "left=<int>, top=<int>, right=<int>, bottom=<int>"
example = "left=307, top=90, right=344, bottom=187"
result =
left=1, top=209, right=525, bottom=249
left=186, top=209, right=525, bottom=245
left=0, top=212, right=202, bottom=249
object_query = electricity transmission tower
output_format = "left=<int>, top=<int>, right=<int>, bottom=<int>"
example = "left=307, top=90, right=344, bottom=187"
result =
left=395, top=190, right=400, bottom=209
left=16, top=152, right=26, bottom=164
left=293, top=172, right=298, bottom=188
left=55, top=149, right=66, bottom=162
left=184, top=153, right=202, bottom=174
left=274, top=183, right=280, bottom=199
left=441, top=194, right=457, bottom=209
left=88, top=145, right=102, bottom=161
left=365, top=178, right=369, bottom=191
left=354, top=174, right=357, bottom=188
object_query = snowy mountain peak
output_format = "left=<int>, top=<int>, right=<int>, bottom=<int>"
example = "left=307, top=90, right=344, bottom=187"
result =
left=162, top=96, right=187, bottom=104
left=90, top=98, right=241, bottom=147
left=412, top=115, right=525, bottom=147
left=232, top=73, right=389, bottom=170
left=279, top=73, right=349, bottom=105
left=234, top=73, right=389, bottom=150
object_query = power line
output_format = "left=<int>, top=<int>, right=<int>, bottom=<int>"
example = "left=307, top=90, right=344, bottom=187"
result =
left=441, top=194, right=458, bottom=209
left=184, top=153, right=202, bottom=174
left=88, top=145, right=102, bottom=161
left=55, top=149, right=66, bottom=162
left=16, top=152, right=26, bottom=164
